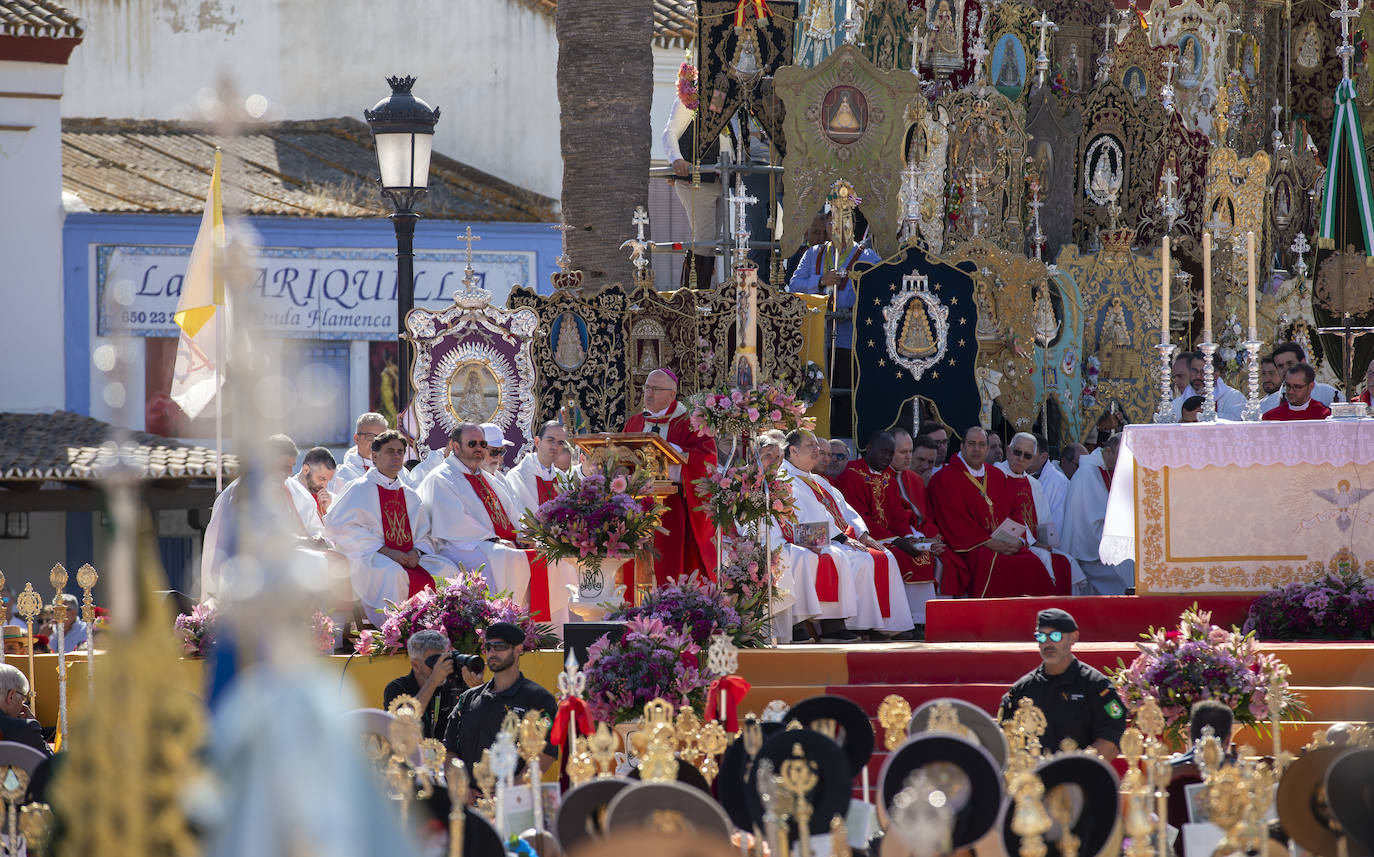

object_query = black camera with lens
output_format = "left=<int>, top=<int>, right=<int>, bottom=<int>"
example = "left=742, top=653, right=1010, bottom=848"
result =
left=425, top=651, right=484, bottom=679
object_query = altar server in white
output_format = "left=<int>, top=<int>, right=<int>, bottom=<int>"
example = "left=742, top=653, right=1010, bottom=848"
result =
left=1060, top=433, right=1133, bottom=595
left=325, top=430, right=458, bottom=616
left=506, top=420, right=569, bottom=518
left=419, top=423, right=567, bottom=623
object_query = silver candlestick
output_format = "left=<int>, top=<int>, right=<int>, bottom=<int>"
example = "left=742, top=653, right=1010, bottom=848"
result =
left=1154, top=343, right=1179, bottom=424
left=1242, top=336, right=1264, bottom=420
left=1199, top=338, right=1219, bottom=421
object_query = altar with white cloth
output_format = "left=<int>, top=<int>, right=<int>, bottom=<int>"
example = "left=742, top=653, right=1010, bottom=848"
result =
left=1102, top=421, right=1374, bottom=592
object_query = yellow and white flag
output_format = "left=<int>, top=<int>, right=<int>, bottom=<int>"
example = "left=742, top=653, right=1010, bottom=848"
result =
left=171, top=150, right=225, bottom=420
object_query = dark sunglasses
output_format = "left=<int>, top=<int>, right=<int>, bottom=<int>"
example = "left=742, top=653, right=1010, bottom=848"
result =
left=465, top=440, right=488, bottom=448
left=1033, top=630, right=1064, bottom=643
left=1011, top=449, right=1035, bottom=459
left=482, top=641, right=513, bottom=652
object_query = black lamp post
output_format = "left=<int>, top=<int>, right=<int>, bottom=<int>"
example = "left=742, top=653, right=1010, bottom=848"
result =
left=365, top=75, right=440, bottom=421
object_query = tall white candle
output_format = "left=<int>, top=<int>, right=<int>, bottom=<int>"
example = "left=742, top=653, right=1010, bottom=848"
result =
left=1161, top=236, right=1171, bottom=344
left=1247, top=230, right=1257, bottom=338
left=1202, top=231, right=1213, bottom=337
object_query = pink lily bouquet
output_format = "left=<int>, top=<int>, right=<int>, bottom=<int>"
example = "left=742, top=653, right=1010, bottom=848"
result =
left=354, top=569, right=547, bottom=657
left=694, top=460, right=799, bottom=530
left=687, top=384, right=814, bottom=441
left=519, top=470, right=664, bottom=573
left=1110, top=606, right=1306, bottom=745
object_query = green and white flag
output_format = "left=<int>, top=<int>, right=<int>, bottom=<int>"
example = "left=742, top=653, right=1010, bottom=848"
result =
left=1318, top=78, right=1374, bottom=257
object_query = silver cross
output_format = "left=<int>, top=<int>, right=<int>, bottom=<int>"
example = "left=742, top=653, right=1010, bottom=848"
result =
left=457, top=225, right=482, bottom=269
left=1333, top=0, right=1361, bottom=80
left=970, top=36, right=990, bottom=85
left=552, top=221, right=575, bottom=272
left=1033, top=12, right=1058, bottom=87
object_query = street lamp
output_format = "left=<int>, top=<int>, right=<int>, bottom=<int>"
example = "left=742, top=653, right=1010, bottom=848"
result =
left=365, top=75, right=440, bottom=422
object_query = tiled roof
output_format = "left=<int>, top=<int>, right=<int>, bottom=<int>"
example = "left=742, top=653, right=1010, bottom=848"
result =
left=0, top=411, right=238, bottom=483
left=63, top=117, right=556, bottom=222
left=0, top=0, right=80, bottom=38
left=525, top=0, right=695, bottom=46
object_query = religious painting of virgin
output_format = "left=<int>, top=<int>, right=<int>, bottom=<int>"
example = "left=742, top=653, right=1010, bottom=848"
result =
left=549, top=310, right=589, bottom=371
left=630, top=317, right=667, bottom=378
left=1177, top=34, right=1202, bottom=88
left=1295, top=20, right=1321, bottom=74
left=821, top=85, right=868, bottom=143
left=1063, top=39, right=1086, bottom=93
left=926, top=0, right=965, bottom=73
left=1123, top=67, right=1147, bottom=100
left=991, top=33, right=1027, bottom=99
left=1096, top=296, right=1134, bottom=379
left=1273, top=174, right=1296, bottom=228
left=447, top=361, right=503, bottom=424
left=1083, top=134, right=1125, bottom=205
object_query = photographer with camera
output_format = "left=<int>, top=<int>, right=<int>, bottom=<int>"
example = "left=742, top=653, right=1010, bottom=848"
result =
left=443, top=621, right=557, bottom=775
left=383, top=630, right=483, bottom=739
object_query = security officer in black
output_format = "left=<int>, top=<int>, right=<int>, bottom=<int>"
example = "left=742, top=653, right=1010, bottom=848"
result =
left=443, top=621, right=557, bottom=774
left=998, top=608, right=1127, bottom=760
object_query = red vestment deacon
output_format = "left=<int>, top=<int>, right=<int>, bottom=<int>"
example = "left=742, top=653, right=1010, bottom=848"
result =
left=833, top=461, right=937, bottom=584
left=623, top=402, right=719, bottom=584
left=1262, top=400, right=1331, bottom=421
left=377, top=485, right=433, bottom=599
left=997, top=474, right=1072, bottom=595
left=927, top=455, right=1057, bottom=598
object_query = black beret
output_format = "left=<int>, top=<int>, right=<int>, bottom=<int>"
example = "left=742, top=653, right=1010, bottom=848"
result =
left=1035, top=608, right=1078, bottom=632
left=485, top=621, right=526, bottom=646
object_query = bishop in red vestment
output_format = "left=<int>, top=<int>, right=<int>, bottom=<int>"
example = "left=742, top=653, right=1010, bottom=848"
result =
left=928, top=427, right=1059, bottom=598
left=622, top=369, right=719, bottom=584
left=833, top=432, right=943, bottom=586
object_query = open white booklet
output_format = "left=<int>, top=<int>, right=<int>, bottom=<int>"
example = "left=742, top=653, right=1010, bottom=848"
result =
left=988, top=518, right=1028, bottom=549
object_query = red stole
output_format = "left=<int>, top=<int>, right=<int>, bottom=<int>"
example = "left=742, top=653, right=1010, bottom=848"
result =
left=1099, top=467, right=1112, bottom=492
left=536, top=476, right=558, bottom=506
left=462, top=472, right=552, bottom=621
left=796, top=473, right=891, bottom=617
left=463, top=473, right=518, bottom=541
left=377, top=485, right=431, bottom=598
left=1001, top=474, right=1039, bottom=533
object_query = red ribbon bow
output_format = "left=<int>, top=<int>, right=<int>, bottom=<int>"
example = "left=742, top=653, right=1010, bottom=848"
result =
left=705, top=675, right=753, bottom=732
left=551, top=696, right=593, bottom=748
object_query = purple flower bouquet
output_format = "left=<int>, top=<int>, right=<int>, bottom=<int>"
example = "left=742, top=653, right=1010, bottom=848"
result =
left=519, top=471, right=664, bottom=578
left=353, top=569, right=549, bottom=657
left=610, top=574, right=743, bottom=649
left=583, top=616, right=716, bottom=723
left=1242, top=571, right=1374, bottom=640
left=1111, top=606, right=1305, bottom=745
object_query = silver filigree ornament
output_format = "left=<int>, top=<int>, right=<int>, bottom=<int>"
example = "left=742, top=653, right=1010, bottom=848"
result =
left=882, top=272, right=951, bottom=381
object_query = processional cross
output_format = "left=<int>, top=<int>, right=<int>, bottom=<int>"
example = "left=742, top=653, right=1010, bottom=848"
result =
left=1032, top=12, right=1058, bottom=88
left=1332, top=0, right=1360, bottom=80
left=458, top=226, right=482, bottom=269
left=552, top=221, right=576, bottom=272
left=726, top=180, right=759, bottom=268
left=970, top=36, right=990, bottom=86
left=1096, top=14, right=1116, bottom=81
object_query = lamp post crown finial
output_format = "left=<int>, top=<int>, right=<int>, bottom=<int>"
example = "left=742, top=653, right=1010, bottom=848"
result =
left=386, top=75, right=418, bottom=94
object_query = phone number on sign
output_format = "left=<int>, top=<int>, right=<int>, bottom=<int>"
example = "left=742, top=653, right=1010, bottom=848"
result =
left=118, top=310, right=172, bottom=326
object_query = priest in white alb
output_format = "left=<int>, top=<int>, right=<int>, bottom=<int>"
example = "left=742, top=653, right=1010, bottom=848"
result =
left=330, top=412, right=388, bottom=493
left=1060, top=433, right=1133, bottom=595
left=418, top=423, right=569, bottom=624
left=506, top=420, right=568, bottom=518
left=324, top=430, right=458, bottom=616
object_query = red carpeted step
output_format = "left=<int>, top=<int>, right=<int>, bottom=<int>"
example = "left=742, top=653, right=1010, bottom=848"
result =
left=925, top=595, right=1257, bottom=643
left=843, top=643, right=1138, bottom=685
left=826, top=683, right=1007, bottom=716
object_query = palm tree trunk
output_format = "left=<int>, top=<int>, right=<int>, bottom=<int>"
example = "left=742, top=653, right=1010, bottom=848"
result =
left=556, top=0, right=653, bottom=290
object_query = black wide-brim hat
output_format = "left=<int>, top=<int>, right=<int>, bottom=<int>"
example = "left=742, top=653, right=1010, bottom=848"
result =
left=1001, top=754, right=1121, bottom=857
left=717, top=720, right=785, bottom=831
left=1278, top=746, right=1348, bottom=857
left=908, top=697, right=1010, bottom=768
left=878, top=733, right=1004, bottom=849
left=555, top=777, right=635, bottom=853
left=1327, top=748, right=1374, bottom=854
left=746, top=728, right=854, bottom=839
left=605, top=780, right=736, bottom=842
left=462, top=806, right=506, bottom=857
left=787, top=694, right=876, bottom=779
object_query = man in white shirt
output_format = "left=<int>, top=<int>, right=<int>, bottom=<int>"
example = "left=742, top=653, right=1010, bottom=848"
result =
left=1260, top=341, right=1342, bottom=414
left=506, top=420, right=568, bottom=517
left=420, top=424, right=564, bottom=623
left=325, top=431, right=458, bottom=617
left=330, top=412, right=388, bottom=493
left=1030, top=433, right=1069, bottom=538
left=293, top=446, right=337, bottom=520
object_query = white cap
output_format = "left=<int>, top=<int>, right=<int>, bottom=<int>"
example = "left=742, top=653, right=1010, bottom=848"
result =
left=481, top=423, right=514, bottom=448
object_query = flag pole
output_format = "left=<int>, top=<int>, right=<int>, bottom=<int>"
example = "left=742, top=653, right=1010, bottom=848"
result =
left=215, top=309, right=224, bottom=494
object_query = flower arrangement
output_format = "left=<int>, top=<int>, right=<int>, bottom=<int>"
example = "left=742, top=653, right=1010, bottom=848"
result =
left=519, top=471, right=664, bottom=575
left=798, top=361, right=827, bottom=407
left=1082, top=355, right=1101, bottom=409
left=687, top=384, right=813, bottom=441
left=311, top=611, right=337, bottom=656
left=1215, top=312, right=1247, bottom=376
left=694, top=460, right=799, bottom=530
left=1243, top=570, right=1374, bottom=640
left=174, top=602, right=217, bottom=658
left=1049, top=72, right=1069, bottom=96
left=697, top=335, right=717, bottom=376
left=677, top=53, right=699, bottom=111
left=947, top=182, right=965, bottom=223
left=611, top=574, right=744, bottom=649
left=1111, top=606, right=1305, bottom=745
left=583, top=616, right=715, bottom=723
left=717, top=536, right=787, bottom=648
left=354, top=569, right=550, bottom=657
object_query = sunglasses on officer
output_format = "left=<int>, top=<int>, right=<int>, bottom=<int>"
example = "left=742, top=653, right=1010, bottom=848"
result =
left=482, top=641, right=514, bottom=652
left=1033, top=630, right=1064, bottom=643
